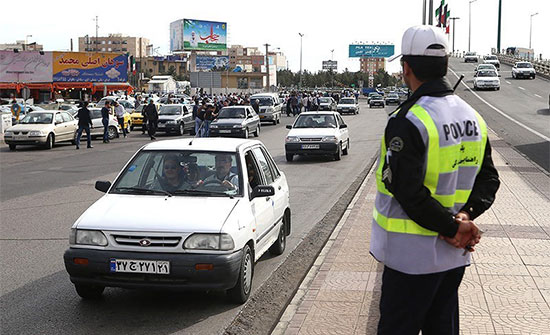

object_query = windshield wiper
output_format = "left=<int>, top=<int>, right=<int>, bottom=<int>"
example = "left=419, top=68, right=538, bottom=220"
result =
left=171, top=189, right=229, bottom=197
left=114, top=186, right=172, bottom=197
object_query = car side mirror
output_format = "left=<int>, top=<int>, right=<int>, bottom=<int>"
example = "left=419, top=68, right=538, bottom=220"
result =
left=95, top=180, right=111, bottom=193
left=286, top=124, right=292, bottom=129
left=55, top=121, right=62, bottom=125
left=251, top=185, right=275, bottom=199
left=339, top=124, right=348, bottom=129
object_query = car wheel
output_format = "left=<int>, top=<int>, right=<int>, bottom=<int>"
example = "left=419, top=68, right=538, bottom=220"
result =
left=227, top=244, right=253, bottom=304
left=286, top=153, right=293, bottom=162
left=254, top=125, right=260, bottom=137
left=532, top=75, right=536, bottom=79
left=342, top=139, right=349, bottom=155
left=8, top=144, right=16, bottom=151
left=75, top=284, right=104, bottom=300
left=269, top=220, right=286, bottom=255
left=44, top=133, right=54, bottom=149
left=243, top=128, right=249, bottom=139
left=178, top=123, right=184, bottom=136
left=334, top=143, right=342, bottom=161
left=108, top=126, right=118, bottom=140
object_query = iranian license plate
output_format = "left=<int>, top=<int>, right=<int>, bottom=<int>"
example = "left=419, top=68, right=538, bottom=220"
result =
left=259, top=115, right=265, bottom=119
left=219, top=129, right=231, bottom=133
left=301, top=144, right=320, bottom=149
left=110, top=258, right=170, bottom=274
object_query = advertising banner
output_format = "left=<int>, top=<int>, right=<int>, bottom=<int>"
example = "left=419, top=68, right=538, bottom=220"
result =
left=196, top=55, right=229, bottom=71
left=322, top=60, right=338, bottom=71
left=183, top=19, right=227, bottom=51
left=0, top=51, right=53, bottom=83
left=349, top=45, right=395, bottom=58
left=170, top=19, right=184, bottom=52
left=52, top=52, right=128, bottom=82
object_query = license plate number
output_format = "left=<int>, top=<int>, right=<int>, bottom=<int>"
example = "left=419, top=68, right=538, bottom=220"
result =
left=301, top=144, right=320, bottom=149
left=259, top=115, right=265, bottom=119
left=110, top=259, right=170, bottom=274
left=219, top=129, right=231, bottom=133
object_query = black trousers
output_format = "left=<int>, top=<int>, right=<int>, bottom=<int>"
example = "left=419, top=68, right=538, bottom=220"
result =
left=378, top=265, right=465, bottom=335
left=148, top=120, right=158, bottom=138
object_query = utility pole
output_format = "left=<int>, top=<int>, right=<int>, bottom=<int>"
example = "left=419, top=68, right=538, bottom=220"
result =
left=428, top=0, right=433, bottom=25
left=298, top=33, right=304, bottom=89
left=497, top=0, right=502, bottom=53
left=422, top=0, right=427, bottom=24
left=468, top=0, right=477, bottom=52
left=264, top=43, right=270, bottom=91
left=449, top=17, right=460, bottom=53
left=330, top=49, right=335, bottom=88
left=529, top=12, right=539, bottom=50
left=94, top=16, right=99, bottom=52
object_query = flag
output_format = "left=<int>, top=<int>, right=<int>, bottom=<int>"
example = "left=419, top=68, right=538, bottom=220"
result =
left=435, top=0, right=445, bottom=27
left=445, top=8, right=451, bottom=33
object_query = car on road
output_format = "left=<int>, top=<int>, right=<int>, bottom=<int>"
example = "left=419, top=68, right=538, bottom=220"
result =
left=73, top=108, right=121, bottom=140
left=285, top=111, right=349, bottom=161
left=130, top=104, right=146, bottom=130
left=336, top=97, right=359, bottom=114
left=482, top=55, right=500, bottom=69
left=318, top=97, right=337, bottom=111
left=4, top=110, right=78, bottom=150
left=464, top=52, right=478, bottom=63
left=473, top=69, right=500, bottom=90
left=369, top=94, right=385, bottom=108
left=63, top=138, right=291, bottom=304
left=156, top=104, right=194, bottom=136
left=250, top=93, right=282, bottom=125
left=96, top=99, right=133, bottom=133
left=512, top=61, right=536, bottom=79
left=474, top=63, right=498, bottom=75
left=210, top=106, right=260, bottom=138
left=384, top=93, right=400, bottom=105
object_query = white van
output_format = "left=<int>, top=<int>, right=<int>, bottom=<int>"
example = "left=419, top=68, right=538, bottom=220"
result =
left=250, top=93, right=282, bottom=125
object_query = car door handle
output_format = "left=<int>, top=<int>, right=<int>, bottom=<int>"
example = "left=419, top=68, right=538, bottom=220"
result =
left=278, top=185, right=281, bottom=190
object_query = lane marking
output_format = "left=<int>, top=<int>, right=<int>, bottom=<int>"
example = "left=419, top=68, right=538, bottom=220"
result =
left=505, top=81, right=511, bottom=85
left=449, top=67, right=550, bottom=142
left=518, top=86, right=525, bottom=91
left=534, top=94, right=542, bottom=98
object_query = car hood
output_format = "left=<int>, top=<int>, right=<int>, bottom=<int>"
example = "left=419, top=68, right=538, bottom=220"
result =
left=517, top=68, right=535, bottom=72
left=476, top=77, right=499, bottom=81
left=337, top=104, right=356, bottom=107
left=158, top=114, right=181, bottom=120
left=213, top=118, right=245, bottom=125
left=75, top=194, right=240, bottom=233
left=6, top=123, right=53, bottom=131
left=288, top=128, right=337, bottom=137
left=319, top=102, right=331, bottom=105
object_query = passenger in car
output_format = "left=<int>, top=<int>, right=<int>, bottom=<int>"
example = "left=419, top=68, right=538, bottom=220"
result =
left=152, top=155, right=187, bottom=192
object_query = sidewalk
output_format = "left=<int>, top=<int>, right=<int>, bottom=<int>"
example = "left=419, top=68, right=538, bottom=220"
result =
left=273, top=129, right=550, bottom=335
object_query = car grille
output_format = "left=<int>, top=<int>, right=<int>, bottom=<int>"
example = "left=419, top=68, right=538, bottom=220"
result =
left=12, top=131, right=29, bottom=135
left=113, top=234, right=182, bottom=247
left=300, top=137, right=322, bottom=142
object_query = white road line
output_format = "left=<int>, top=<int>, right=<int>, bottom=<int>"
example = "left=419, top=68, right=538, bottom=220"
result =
left=518, top=86, right=525, bottom=91
left=449, top=67, right=550, bottom=142
left=505, top=81, right=511, bottom=85
left=534, top=94, right=542, bottom=98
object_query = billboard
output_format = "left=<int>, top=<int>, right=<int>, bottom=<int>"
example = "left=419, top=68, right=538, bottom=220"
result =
left=196, top=55, right=229, bottom=71
left=183, top=19, right=227, bottom=51
left=170, top=19, right=184, bottom=52
left=52, top=52, right=128, bottom=82
left=0, top=51, right=53, bottom=83
left=322, top=60, right=337, bottom=71
left=349, top=45, right=395, bottom=58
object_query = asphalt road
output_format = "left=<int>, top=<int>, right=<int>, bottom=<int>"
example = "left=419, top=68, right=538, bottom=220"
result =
left=0, top=101, right=387, bottom=335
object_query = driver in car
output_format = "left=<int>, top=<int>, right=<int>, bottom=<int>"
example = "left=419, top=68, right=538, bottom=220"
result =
left=198, top=154, right=239, bottom=190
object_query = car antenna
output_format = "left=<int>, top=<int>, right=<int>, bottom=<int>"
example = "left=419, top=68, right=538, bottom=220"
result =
left=453, top=75, right=465, bottom=92
left=188, top=139, right=193, bottom=145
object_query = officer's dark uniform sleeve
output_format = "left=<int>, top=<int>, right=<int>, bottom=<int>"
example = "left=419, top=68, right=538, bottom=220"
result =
left=382, top=117, right=458, bottom=238
left=460, top=140, right=500, bottom=220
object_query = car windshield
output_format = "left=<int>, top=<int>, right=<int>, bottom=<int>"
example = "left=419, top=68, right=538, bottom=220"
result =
left=465, top=52, right=476, bottom=56
left=485, top=56, right=497, bottom=60
left=218, top=107, right=246, bottom=118
left=478, top=65, right=493, bottom=69
left=340, top=98, right=355, bottom=104
left=478, top=71, right=497, bottom=77
left=20, top=112, right=53, bottom=124
left=294, top=114, right=337, bottom=128
left=159, top=106, right=181, bottom=115
left=135, top=105, right=145, bottom=112
left=319, top=97, right=331, bottom=103
left=387, top=94, right=399, bottom=99
left=517, top=63, right=533, bottom=68
left=111, top=150, right=242, bottom=197
left=252, top=97, right=273, bottom=106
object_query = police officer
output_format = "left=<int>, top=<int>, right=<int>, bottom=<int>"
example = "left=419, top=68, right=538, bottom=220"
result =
left=370, top=25, right=500, bottom=334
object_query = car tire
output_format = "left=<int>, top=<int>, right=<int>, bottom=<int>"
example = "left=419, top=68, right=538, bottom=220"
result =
left=75, top=284, right=104, bottom=300
left=227, top=244, right=253, bottom=304
left=532, top=75, right=536, bottom=79
left=269, top=220, right=286, bottom=256
left=178, top=123, right=184, bottom=136
left=8, top=144, right=16, bottom=151
left=254, top=125, right=260, bottom=137
left=108, top=126, right=118, bottom=140
left=334, top=143, right=342, bottom=161
left=286, top=153, right=293, bottom=162
left=44, top=133, right=54, bottom=149
left=243, top=128, right=249, bottom=139
left=342, top=139, right=349, bottom=155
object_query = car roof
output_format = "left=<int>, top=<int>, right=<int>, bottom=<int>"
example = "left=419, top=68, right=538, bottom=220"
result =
left=28, top=110, right=58, bottom=113
left=299, top=111, right=339, bottom=116
left=142, top=138, right=263, bottom=152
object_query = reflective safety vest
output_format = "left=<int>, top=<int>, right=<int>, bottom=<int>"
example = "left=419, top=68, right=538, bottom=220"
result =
left=370, top=95, right=487, bottom=274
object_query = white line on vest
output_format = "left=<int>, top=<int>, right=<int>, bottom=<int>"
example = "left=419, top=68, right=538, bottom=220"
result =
left=534, top=94, right=542, bottom=98
left=449, top=68, right=550, bottom=142
left=518, top=86, right=525, bottom=91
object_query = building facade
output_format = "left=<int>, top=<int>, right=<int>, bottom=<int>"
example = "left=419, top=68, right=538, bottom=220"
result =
left=0, top=41, right=43, bottom=51
left=78, top=34, right=150, bottom=58
left=359, top=57, right=385, bottom=74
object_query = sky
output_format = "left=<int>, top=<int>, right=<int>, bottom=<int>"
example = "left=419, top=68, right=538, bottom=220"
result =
left=1, top=0, right=548, bottom=75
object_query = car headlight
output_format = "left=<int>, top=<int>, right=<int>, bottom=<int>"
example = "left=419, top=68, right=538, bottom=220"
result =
left=210, top=124, right=218, bottom=129
left=71, top=229, right=108, bottom=246
left=166, top=120, right=177, bottom=124
left=4, top=131, right=13, bottom=136
left=322, top=136, right=338, bottom=143
left=183, top=233, right=234, bottom=250
left=29, top=130, right=46, bottom=136
left=233, top=124, right=244, bottom=128
left=285, top=136, right=300, bottom=143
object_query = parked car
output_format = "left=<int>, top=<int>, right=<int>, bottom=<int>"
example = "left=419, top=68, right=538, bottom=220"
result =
left=336, top=97, right=359, bottom=115
left=285, top=111, right=349, bottom=161
left=464, top=52, right=478, bottom=63
left=74, top=108, right=121, bottom=140
left=4, top=110, right=78, bottom=150
left=384, top=93, right=400, bottom=105
left=63, top=138, right=291, bottom=304
left=369, top=94, right=385, bottom=108
left=473, top=70, right=500, bottom=90
left=96, top=99, right=133, bottom=132
left=511, top=61, right=536, bottom=79
left=482, top=55, right=500, bottom=69
left=130, top=105, right=146, bottom=130
left=250, top=93, right=282, bottom=125
left=210, top=106, right=260, bottom=138
left=156, top=104, right=194, bottom=135
left=318, top=97, right=337, bottom=111
left=474, top=63, right=498, bottom=75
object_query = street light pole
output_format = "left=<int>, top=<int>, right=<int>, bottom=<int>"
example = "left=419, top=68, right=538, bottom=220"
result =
left=468, top=0, right=477, bottom=52
left=449, top=17, right=460, bottom=53
left=264, top=43, right=271, bottom=91
left=298, top=33, right=304, bottom=89
left=330, top=49, right=335, bottom=88
left=529, top=12, right=539, bottom=50
left=94, top=16, right=99, bottom=52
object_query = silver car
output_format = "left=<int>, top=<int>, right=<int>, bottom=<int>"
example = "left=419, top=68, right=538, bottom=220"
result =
left=74, top=108, right=122, bottom=140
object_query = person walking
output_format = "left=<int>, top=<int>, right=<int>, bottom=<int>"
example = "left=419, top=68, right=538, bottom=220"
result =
left=75, top=101, right=93, bottom=149
left=144, top=99, right=158, bottom=140
left=101, top=100, right=111, bottom=143
left=370, top=25, right=500, bottom=335
left=195, top=100, right=207, bottom=137
left=114, top=101, right=127, bottom=138
left=201, top=104, right=216, bottom=137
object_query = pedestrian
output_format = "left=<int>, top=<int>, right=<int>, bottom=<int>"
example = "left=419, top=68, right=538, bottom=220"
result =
left=75, top=101, right=93, bottom=149
left=370, top=25, right=500, bottom=335
left=201, top=104, right=216, bottom=137
left=144, top=99, right=158, bottom=140
left=252, top=99, right=260, bottom=114
left=290, top=94, right=299, bottom=116
left=141, top=106, right=148, bottom=135
left=114, top=101, right=127, bottom=138
left=101, top=100, right=111, bottom=143
left=195, top=100, right=206, bottom=137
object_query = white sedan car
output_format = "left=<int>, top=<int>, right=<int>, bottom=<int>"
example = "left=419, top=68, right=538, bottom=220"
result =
left=285, top=111, right=350, bottom=161
left=336, top=97, right=359, bottom=114
left=64, top=138, right=291, bottom=304
left=512, top=61, right=536, bottom=79
left=473, top=70, right=500, bottom=91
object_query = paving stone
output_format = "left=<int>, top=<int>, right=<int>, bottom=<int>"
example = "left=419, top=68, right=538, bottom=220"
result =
left=298, top=314, right=358, bottom=335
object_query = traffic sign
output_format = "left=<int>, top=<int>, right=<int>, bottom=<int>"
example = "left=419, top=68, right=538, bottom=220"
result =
left=22, top=87, right=31, bottom=100
left=349, top=44, right=395, bottom=58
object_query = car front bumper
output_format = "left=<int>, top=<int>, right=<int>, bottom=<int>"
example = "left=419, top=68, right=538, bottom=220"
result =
left=337, top=108, right=356, bottom=114
left=156, top=123, right=180, bottom=132
left=4, top=135, right=47, bottom=145
left=210, top=127, right=247, bottom=137
left=514, top=72, right=535, bottom=78
left=64, top=248, right=242, bottom=290
left=259, top=112, right=277, bottom=121
left=370, top=101, right=385, bottom=107
left=285, top=142, right=338, bottom=155
left=475, top=82, right=500, bottom=89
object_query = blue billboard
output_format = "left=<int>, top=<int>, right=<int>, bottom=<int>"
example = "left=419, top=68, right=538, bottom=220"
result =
left=196, top=56, right=229, bottom=71
left=349, top=45, right=395, bottom=58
